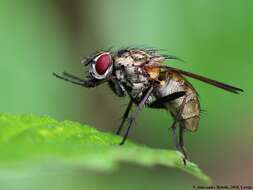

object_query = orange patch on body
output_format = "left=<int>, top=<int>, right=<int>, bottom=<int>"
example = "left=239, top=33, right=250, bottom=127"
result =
left=144, top=66, right=160, bottom=79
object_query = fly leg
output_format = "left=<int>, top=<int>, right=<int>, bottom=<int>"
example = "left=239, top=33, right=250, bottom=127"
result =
left=148, top=91, right=186, bottom=109
left=53, top=72, right=102, bottom=87
left=170, top=96, right=188, bottom=165
left=179, top=125, right=188, bottom=163
left=116, top=100, right=133, bottom=135
left=148, top=91, right=187, bottom=163
left=119, top=86, right=154, bottom=145
left=53, top=72, right=88, bottom=86
left=62, top=72, right=88, bottom=82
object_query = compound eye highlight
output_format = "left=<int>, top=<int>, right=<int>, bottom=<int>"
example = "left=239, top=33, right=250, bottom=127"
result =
left=95, top=53, right=112, bottom=75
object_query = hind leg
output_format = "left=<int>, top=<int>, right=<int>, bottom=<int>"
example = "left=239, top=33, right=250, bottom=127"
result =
left=179, top=125, right=188, bottom=164
left=170, top=96, right=188, bottom=165
left=149, top=92, right=188, bottom=164
left=178, top=116, right=200, bottom=164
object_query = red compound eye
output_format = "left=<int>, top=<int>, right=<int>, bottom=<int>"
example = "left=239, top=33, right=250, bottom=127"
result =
left=95, top=53, right=112, bottom=75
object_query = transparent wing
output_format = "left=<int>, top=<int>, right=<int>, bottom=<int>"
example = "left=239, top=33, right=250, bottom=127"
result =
left=160, top=66, right=243, bottom=94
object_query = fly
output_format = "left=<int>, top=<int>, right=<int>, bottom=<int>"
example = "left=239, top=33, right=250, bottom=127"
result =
left=53, top=48, right=243, bottom=165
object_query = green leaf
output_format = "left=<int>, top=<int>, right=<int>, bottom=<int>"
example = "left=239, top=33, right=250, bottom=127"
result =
left=0, top=113, right=210, bottom=183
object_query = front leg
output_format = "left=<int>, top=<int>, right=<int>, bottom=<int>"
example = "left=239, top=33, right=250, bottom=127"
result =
left=53, top=72, right=103, bottom=87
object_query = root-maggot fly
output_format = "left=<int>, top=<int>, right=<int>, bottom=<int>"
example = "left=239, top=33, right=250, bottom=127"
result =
left=53, top=48, right=243, bottom=165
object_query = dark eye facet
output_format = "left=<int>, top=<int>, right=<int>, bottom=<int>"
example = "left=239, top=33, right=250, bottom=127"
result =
left=95, top=53, right=112, bottom=75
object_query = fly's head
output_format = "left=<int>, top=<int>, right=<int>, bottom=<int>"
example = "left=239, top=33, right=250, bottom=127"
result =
left=53, top=51, right=114, bottom=88
left=82, top=51, right=114, bottom=82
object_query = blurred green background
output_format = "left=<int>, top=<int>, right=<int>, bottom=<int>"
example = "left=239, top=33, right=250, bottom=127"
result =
left=0, top=0, right=252, bottom=189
